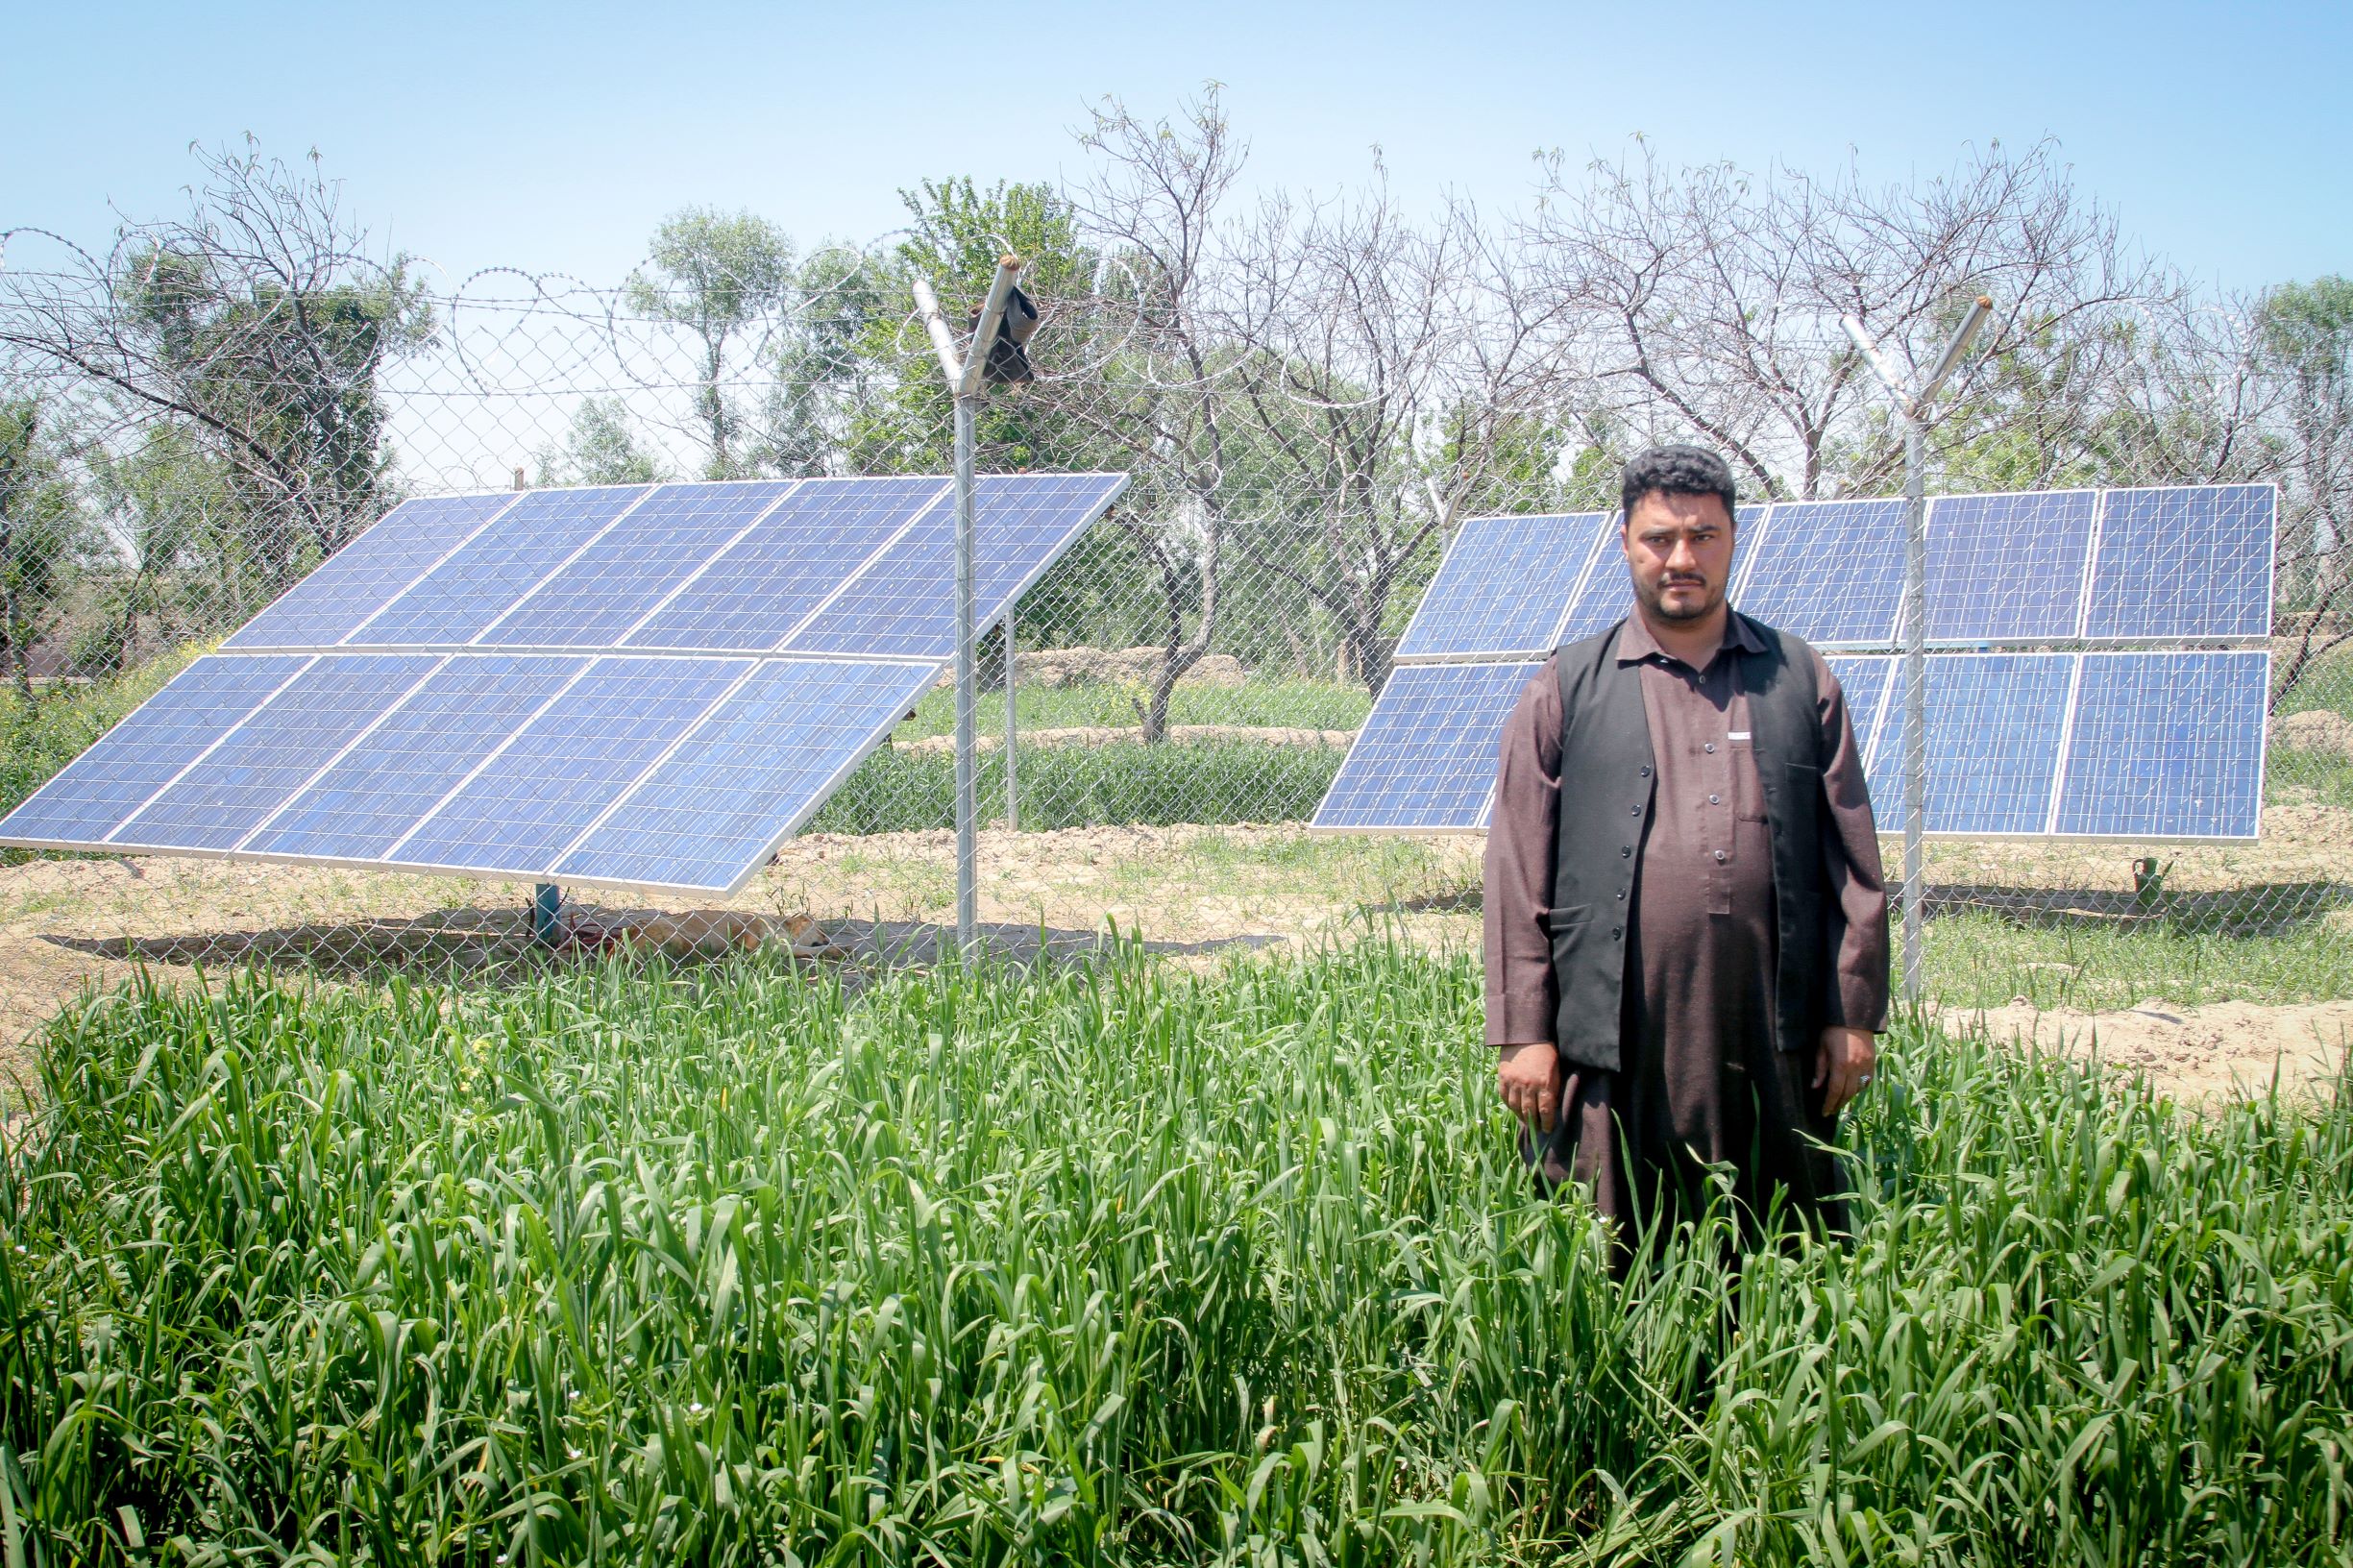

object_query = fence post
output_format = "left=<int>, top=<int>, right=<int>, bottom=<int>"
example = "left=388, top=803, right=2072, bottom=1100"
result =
left=1841, top=297, right=1992, bottom=1003
left=914, top=257, right=1023, bottom=957
left=1005, top=615, right=1019, bottom=831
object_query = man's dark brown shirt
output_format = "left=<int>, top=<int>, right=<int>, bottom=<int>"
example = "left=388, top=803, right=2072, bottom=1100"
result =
left=1483, top=610, right=1889, bottom=1229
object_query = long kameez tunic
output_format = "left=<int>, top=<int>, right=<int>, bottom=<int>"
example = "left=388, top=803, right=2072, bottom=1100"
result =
left=1483, top=611, right=1891, bottom=1237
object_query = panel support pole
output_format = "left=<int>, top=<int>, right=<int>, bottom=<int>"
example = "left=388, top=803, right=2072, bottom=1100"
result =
left=1004, top=614, right=1019, bottom=831
left=952, top=395, right=980, bottom=952
left=1839, top=295, right=1991, bottom=1006
left=1899, top=417, right=1926, bottom=1003
left=532, top=881, right=563, bottom=949
left=915, top=256, right=1023, bottom=959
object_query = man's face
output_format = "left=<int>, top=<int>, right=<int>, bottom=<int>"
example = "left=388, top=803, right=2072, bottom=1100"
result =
left=1622, top=490, right=1735, bottom=623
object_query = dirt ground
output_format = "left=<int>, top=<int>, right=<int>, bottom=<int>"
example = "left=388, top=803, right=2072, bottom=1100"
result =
left=1939, top=998, right=2351, bottom=1106
left=4, top=806, right=2350, bottom=1110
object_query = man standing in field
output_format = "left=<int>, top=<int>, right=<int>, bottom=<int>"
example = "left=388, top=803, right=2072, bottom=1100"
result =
left=1485, top=445, right=1889, bottom=1247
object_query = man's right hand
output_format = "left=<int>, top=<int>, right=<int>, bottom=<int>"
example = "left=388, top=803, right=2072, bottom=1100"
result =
left=1496, top=1041, right=1561, bottom=1133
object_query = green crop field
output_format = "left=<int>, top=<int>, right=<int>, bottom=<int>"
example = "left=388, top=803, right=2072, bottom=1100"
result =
left=3, top=942, right=2348, bottom=1565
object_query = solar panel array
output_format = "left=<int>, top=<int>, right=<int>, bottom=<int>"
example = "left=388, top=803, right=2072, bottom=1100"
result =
left=1319, top=484, right=2274, bottom=840
left=1, top=474, right=1129, bottom=894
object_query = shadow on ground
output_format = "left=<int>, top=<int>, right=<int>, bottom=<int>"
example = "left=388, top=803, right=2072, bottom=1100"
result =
left=1385, top=879, right=2353, bottom=937
left=42, top=906, right=1275, bottom=991
left=1921, top=880, right=2353, bottom=937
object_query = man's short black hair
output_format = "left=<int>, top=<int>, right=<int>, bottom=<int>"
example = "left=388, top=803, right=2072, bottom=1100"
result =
left=1621, top=445, right=1737, bottom=524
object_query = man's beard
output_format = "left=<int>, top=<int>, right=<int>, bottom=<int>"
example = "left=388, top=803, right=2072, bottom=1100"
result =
left=1635, top=575, right=1721, bottom=622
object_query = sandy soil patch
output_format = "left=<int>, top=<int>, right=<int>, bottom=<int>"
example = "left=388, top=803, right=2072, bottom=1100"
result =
left=0, top=826, right=1484, bottom=1048
left=1940, top=997, right=2352, bottom=1105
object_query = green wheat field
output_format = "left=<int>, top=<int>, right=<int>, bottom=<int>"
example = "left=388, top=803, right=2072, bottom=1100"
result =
left=1, top=940, right=2346, bottom=1565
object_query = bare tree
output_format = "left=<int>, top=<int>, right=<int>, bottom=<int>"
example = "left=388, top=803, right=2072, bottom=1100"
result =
left=1049, top=89, right=1250, bottom=743
left=1527, top=139, right=2159, bottom=500
left=0, top=141, right=429, bottom=613
left=1226, top=177, right=1568, bottom=693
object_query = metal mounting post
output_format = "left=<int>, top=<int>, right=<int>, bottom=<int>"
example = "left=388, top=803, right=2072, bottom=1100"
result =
left=1004, top=615, right=1019, bottom=831
left=531, top=880, right=563, bottom=948
left=913, top=255, right=1023, bottom=958
left=1841, top=295, right=1992, bottom=1004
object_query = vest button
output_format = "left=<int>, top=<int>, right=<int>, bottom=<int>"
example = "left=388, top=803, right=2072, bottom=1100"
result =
left=1630, top=804, right=1641, bottom=815
left=1621, top=845, right=1631, bottom=857
left=1639, top=766, right=1651, bottom=777
left=1611, top=927, right=1622, bottom=940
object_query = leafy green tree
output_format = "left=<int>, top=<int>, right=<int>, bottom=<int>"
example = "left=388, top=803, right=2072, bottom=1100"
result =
left=2257, top=276, right=2353, bottom=696
left=752, top=243, right=888, bottom=478
left=625, top=208, right=794, bottom=478
left=0, top=400, right=93, bottom=698
left=80, top=424, right=237, bottom=671
left=831, top=177, right=1101, bottom=478
left=535, top=396, right=671, bottom=486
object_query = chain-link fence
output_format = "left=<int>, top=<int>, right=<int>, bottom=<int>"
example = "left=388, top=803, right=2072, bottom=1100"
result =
left=1, top=124, right=2347, bottom=1054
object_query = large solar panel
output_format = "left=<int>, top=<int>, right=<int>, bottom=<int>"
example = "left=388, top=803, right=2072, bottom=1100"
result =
left=2085, top=485, right=2274, bottom=642
left=109, top=655, right=445, bottom=853
left=480, top=481, right=797, bottom=648
left=1821, top=654, right=1897, bottom=764
left=1396, top=513, right=1608, bottom=660
left=0, top=473, right=1129, bottom=893
left=553, top=659, right=937, bottom=891
left=1312, top=661, right=1542, bottom=832
left=787, top=475, right=1127, bottom=658
left=2055, top=651, right=2267, bottom=838
left=222, top=494, right=519, bottom=651
left=355, top=486, right=652, bottom=648
left=625, top=478, right=945, bottom=651
left=1736, top=500, right=1907, bottom=647
left=1862, top=654, right=2076, bottom=835
left=1925, top=491, right=2098, bottom=643
left=245, top=655, right=585, bottom=860
left=0, top=655, right=311, bottom=847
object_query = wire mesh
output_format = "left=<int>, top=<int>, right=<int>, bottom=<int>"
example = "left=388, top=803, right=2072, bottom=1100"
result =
left=2, top=132, right=2348, bottom=1053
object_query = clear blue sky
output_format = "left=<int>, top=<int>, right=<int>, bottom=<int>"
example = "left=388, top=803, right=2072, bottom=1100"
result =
left=5, top=0, right=2345, bottom=293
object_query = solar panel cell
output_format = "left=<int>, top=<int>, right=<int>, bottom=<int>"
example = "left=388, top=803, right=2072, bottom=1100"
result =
left=481, top=481, right=796, bottom=647
left=1313, top=661, right=1540, bottom=831
left=556, top=659, right=935, bottom=890
left=223, top=493, right=517, bottom=650
left=110, top=655, right=444, bottom=851
left=385, top=656, right=750, bottom=876
left=245, top=654, right=586, bottom=860
left=355, top=486, right=650, bottom=646
left=1397, top=512, right=1608, bottom=659
left=1926, top=490, right=2097, bottom=641
left=2085, top=485, right=2274, bottom=641
left=0, top=655, right=311, bottom=846
left=2055, top=651, right=2266, bottom=838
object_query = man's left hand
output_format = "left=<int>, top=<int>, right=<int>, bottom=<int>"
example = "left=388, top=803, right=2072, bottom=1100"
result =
left=1813, top=1026, right=1877, bottom=1117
